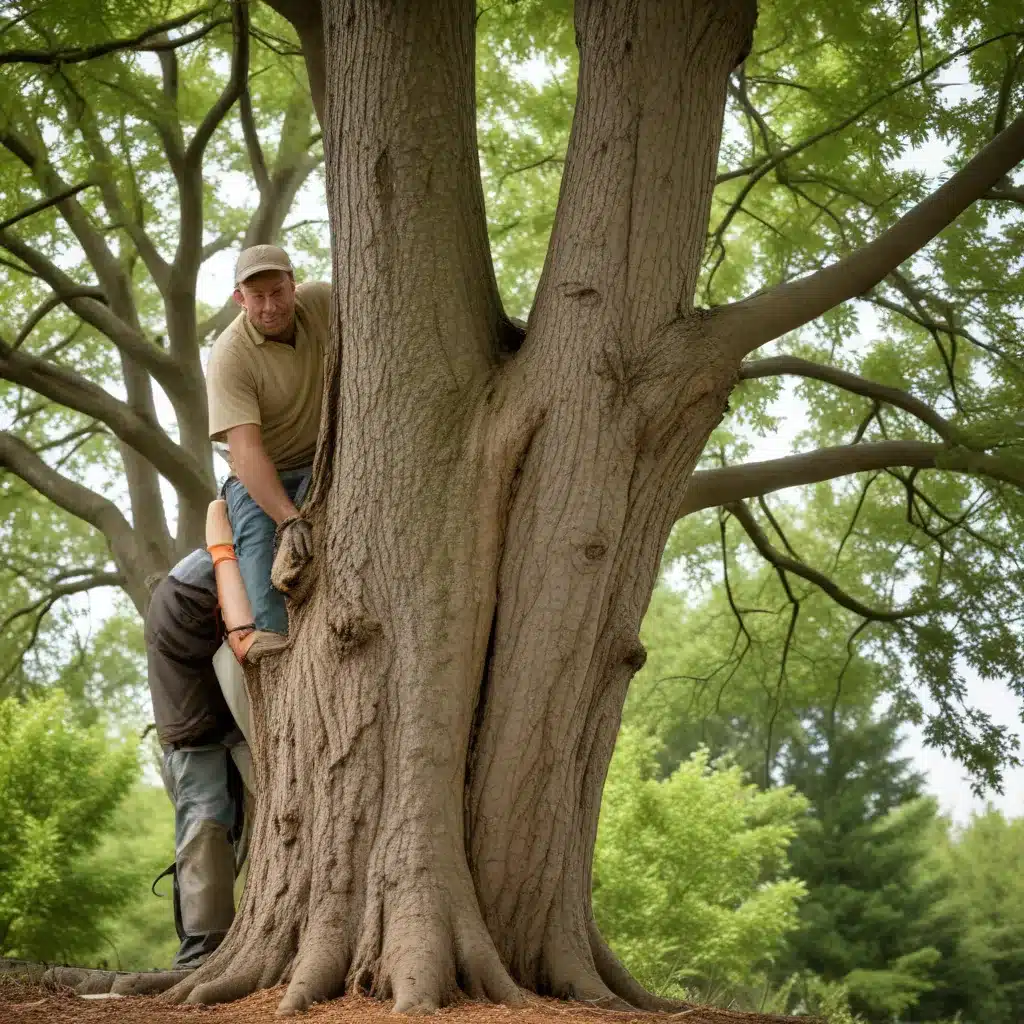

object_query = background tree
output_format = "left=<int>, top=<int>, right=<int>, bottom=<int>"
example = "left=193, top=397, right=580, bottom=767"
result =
left=771, top=709, right=979, bottom=1021
left=0, top=0, right=324, bottom=622
left=593, top=730, right=807, bottom=1004
left=0, top=692, right=138, bottom=961
left=928, top=809, right=1024, bottom=1024
left=159, top=0, right=1024, bottom=1015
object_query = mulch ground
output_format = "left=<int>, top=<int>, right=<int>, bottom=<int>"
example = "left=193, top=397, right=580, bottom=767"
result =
left=0, top=978, right=800, bottom=1024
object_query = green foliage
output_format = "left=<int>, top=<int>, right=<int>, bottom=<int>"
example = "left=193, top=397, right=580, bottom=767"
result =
left=89, top=783, right=179, bottom=971
left=594, top=729, right=808, bottom=1000
left=925, top=809, right=1024, bottom=1024
left=772, top=708, right=992, bottom=1023
left=0, top=692, right=139, bottom=961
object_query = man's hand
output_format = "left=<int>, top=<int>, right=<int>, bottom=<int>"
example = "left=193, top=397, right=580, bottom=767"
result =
left=271, top=516, right=315, bottom=605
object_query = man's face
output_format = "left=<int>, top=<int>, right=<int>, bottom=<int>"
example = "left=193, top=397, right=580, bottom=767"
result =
left=233, top=270, right=297, bottom=337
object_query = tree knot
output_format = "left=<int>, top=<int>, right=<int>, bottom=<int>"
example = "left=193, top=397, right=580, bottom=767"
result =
left=559, top=281, right=602, bottom=307
left=328, top=606, right=382, bottom=655
left=275, top=809, right=301, bottom=846
left=621, top=638, right=647, bottom=674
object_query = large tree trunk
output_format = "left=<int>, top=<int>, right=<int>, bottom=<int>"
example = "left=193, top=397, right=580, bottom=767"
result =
left=170, top=0, right=756, bottom=1014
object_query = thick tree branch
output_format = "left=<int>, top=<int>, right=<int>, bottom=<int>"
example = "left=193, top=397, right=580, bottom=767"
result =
left=262, top=0, right=325, bottom=126
left=720, top=108, right=1024, bottom=355
left=0, top=229, right=184, bottom=395
left=726, top=499, right=924, bottom=622
left=170, top=0, right=248, bottom=325
left=678, top=440, right=1024, bottom=517
left=0, top=433, right=153, bottom=611
left=739, top=355, right=957, bottom=441
left=239, top=84, right=270, bottom=195
left=62, top=85, right=173, bottom=293
left=0, top=181, right=96, bottom=232
left=0, top=336, right=212, bottom=509
left=0, top=4, right=216, bottom=65
left=0, top=432, right=131, bottom=544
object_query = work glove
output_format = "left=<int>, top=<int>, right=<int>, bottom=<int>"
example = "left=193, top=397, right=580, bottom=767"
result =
left=271, top=516, right=315, bottom=605
left=276, top=516, right=313, bottom=560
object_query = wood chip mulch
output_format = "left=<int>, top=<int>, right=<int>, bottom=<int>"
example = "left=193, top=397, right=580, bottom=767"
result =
left=0, top=978, right=809, bottom=1024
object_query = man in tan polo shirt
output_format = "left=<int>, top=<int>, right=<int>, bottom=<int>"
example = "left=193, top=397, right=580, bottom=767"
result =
left=206, top=244, right=330, bottom=658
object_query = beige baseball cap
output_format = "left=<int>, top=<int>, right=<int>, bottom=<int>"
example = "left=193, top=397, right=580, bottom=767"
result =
left=234, top=244, right=293, bottom=284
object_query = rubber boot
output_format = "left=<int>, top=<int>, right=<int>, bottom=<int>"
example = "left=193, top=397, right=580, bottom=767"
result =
left=171, top=820, right=236, bottom=970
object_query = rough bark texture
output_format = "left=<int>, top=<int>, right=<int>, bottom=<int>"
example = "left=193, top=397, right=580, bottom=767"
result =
left=162, top=0, right=752, bottom=1014
left=163, top=0, right=1024, bottom=1013
left=168, top=0, right=756, bottom=1015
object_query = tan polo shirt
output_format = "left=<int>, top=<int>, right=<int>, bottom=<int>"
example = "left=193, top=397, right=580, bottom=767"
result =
left=206, top=282, right=331, bottom=470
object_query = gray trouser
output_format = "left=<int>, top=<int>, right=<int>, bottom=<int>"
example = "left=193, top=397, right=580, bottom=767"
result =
left=161, top=740, right=252, bottom=968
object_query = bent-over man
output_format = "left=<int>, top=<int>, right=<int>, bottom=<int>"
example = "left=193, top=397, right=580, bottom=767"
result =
left=146, top=549, right=253, bottom=970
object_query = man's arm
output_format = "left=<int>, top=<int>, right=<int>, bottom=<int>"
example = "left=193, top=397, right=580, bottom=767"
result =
left=226, top=424, right=299, bottom=525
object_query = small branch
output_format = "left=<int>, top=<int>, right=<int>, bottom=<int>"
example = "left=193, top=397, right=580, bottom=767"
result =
left=13, top=293, right=90, bottom=349
left=493, top=153, right=563, bottom=194
left=739, top=354, right=956, bottom=441
left=185, top=0, right=248, bottom=164
left=727, top=499, right=923, bottom=622
left=0, top=571, right=124, bottom=686
left=138, top=17, right=232, bottom=53
left=0, top=572, right=123, bottom=637
left=722, top=107, right=1024, bottom=355
left=984, top=179, right=1024, bottom=205
left=711, top=32, right=1023, bottom=193
left=239, top=83, right=270, bottom=195
left=678, top=439, right=1024, bottom=517
left=0, top=4, right=216, bottom=65
left=0, top=181, right=96, bottom=233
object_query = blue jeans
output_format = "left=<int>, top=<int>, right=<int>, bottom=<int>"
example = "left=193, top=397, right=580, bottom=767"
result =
left=223, top=466, right=311, bottom=635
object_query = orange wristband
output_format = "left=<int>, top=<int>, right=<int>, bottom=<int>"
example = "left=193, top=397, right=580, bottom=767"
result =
left=207, top=543, right=237, bottom=568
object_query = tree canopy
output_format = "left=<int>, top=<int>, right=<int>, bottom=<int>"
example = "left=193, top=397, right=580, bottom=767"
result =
left=2, top=0, right=1022, bottom=787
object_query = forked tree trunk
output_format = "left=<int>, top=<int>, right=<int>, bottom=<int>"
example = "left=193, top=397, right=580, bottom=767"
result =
left=170, top=0, right=757, bottom=1015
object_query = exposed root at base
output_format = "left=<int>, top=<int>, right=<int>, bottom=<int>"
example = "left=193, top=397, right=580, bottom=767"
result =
left=276, top=923, right=351, bottom=1016
left=161, top=904, right=525, bottom=1016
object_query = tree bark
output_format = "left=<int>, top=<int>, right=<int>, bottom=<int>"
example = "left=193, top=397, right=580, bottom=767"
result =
left=163, top=0, right=782, bottom=1017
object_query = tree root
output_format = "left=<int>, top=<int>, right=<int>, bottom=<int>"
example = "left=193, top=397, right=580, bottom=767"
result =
left=162, top=879, right=524, bottom=1016
left=277, top=921, right=350, bottom=1016
left=35, top=965, right=188, bottom=997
